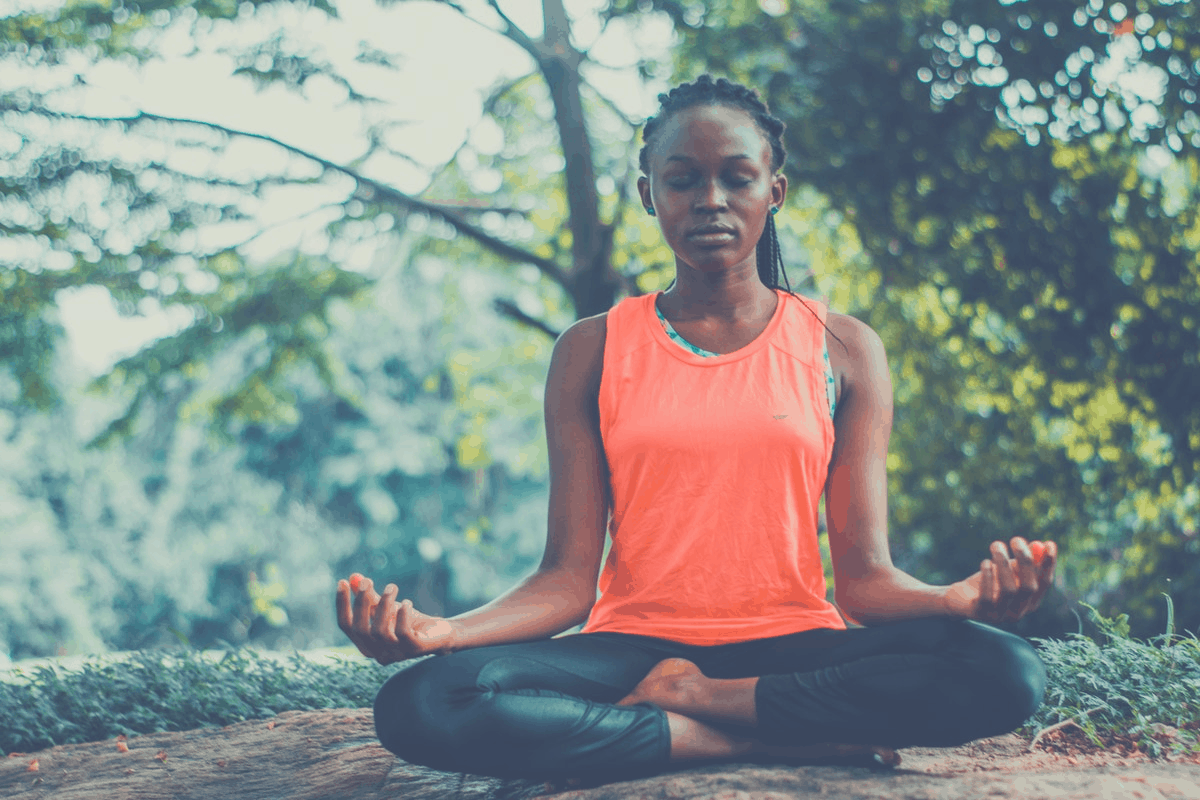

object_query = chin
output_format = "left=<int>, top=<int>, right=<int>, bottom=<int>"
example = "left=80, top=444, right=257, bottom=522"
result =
left=681, top=249, right=750, bottom=272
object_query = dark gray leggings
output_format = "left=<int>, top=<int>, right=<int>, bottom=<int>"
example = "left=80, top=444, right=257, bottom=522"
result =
left=373, top=616, right=1047, bottom=782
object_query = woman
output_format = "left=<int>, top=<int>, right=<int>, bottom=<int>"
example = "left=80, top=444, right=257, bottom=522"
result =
left=335, top=74, right=1058, bottom=786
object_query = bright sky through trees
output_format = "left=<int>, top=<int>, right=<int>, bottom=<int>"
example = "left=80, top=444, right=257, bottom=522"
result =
left=27, top=0, right=1167, bottom=377
left=42, top=0, right=669, bottom=375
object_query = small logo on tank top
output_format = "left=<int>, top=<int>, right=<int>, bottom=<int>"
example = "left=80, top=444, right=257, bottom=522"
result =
left=773, top=414, right=788, bottom=420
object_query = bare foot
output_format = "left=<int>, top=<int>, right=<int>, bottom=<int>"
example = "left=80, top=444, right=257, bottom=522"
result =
left=615, top=659, right=901, bottom=770
left=616, top=658, right=706, bottom=713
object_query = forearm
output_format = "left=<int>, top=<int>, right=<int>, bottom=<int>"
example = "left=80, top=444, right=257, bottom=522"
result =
left=837, top=566, right=955, bottom=626
left=443, top=568, right=593, bottom=653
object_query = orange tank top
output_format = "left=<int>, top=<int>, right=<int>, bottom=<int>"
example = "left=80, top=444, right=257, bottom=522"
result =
left=580, top=289, right=846, bottom=645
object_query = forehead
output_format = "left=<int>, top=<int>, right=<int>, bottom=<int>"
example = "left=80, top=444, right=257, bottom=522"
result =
left=650, top=104, right=770, bottom=168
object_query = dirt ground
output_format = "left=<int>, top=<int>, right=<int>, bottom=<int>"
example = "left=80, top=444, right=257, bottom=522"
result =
left=2, top=708, right=1199, bottom=800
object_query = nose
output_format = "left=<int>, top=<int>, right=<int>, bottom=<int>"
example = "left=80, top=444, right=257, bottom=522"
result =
left=693, top=178, right=728, bottom=211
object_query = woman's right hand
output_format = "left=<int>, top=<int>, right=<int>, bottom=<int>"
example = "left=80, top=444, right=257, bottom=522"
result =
left=336, top=573, right=458, bottom=665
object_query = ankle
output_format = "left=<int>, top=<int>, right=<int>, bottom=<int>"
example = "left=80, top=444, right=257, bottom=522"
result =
left=666, top=712, right=755, bottom=761
left=676, top=670, right=710, bottom=709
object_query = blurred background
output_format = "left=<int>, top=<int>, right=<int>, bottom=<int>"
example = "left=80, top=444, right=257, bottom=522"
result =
left=1, top=0, right=1197, bottom=666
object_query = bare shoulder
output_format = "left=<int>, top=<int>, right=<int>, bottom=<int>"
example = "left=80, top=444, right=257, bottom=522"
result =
left=556, top=312, right=608, bottom=369
left=562, top=311, right=608, bottom=346
left=548, top=312, right=608, bottom=403
left=824, top=311, right=889, bottom=395
left=826, top=310, right=882, bottom=353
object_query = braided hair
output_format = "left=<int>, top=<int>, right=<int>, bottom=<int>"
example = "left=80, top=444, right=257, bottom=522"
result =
left=640, top=74, right=844, bottom=350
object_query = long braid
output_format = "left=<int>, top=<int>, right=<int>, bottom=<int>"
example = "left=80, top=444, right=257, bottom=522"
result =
left=641, top=74, right=844, bottom=350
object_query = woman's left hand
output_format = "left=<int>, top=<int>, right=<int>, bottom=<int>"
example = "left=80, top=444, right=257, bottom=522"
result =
left=943, top=537, right=1058, bottom=624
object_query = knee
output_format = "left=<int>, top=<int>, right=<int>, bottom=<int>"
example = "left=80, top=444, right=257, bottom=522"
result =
left=1006, top=636, right=1048, bottom=722
left=961, top=621, right=1048, bottom=725
left=373, top=660, right=452, bottom=765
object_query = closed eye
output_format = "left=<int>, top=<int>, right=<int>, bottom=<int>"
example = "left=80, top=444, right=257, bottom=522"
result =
left=665, top=174, right=755, bottom=189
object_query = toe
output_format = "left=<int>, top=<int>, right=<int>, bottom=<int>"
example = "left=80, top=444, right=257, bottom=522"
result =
left=870, top=746, right=901, bottom=767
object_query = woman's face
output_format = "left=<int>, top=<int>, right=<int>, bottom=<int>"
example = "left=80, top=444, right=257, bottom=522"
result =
left=638, top=104, right=786, bottom=276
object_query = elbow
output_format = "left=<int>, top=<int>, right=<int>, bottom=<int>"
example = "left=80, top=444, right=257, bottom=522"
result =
left=833, top=581, right=863, bottom=617
left=536, top=566, right=597, bottom=621
left=833, top=601, right=867, bottom=628
left=833, top=593, right=862, bottom=620
left=834, top=565, right=896, bottom=613
left=572, top=591, right=597, bottom=623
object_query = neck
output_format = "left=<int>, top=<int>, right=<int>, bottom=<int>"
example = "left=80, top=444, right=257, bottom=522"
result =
left=662, top=261, right=776, bottom=323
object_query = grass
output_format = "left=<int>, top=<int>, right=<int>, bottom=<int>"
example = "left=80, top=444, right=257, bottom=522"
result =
left=1, top=598, right=1198, bottom=760
left=1017, top=594, right=1200, bottom=760
left=0, top=647, right=420, bottom=756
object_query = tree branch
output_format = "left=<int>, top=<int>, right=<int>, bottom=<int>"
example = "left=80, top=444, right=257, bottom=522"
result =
left=415, top=73, right=535, bottom=206
left=492, top=298, right=560, bottom=339
left=429, top=0, right=543, bottom=61
left=482, top=73, right=537, bottom=116
left=485, top=0, right=545, bottom=60
left=581, top=74, right=644, bottom=130
left=34, top=108, right=568, bottom=284
left=419, top=199, right=531, bottom=216
left=197, top=202, right=344, bottom=258
left=398, top=193, right=565, bottom=281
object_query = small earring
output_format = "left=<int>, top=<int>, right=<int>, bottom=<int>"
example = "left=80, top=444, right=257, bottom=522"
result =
left=646, top=206, right=656, bottom=216
left=769, top=206, right=779, bottom=215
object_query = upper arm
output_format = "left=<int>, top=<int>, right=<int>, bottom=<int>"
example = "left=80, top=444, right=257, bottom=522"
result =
left=540, top=313, right=610, bottom=610
left=824, top=313, right=896, bottom=604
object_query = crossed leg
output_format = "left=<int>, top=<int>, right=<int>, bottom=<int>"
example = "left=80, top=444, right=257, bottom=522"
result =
left=377, top=618, right=1043, bottom=788
left=615, top=657, right=901, bottom=766
left=543, top=656, right=899, bottom=791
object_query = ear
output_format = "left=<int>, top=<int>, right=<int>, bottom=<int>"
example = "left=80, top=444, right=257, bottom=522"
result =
left=771, top=172, right=788, bottom=211
left=637, top=176, right=653, bottom=212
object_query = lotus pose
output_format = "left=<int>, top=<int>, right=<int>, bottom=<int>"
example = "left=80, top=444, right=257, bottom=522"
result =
left=336, top=74, right=1057, bottom=786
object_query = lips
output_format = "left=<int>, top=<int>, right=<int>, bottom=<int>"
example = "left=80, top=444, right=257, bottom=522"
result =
left=687, top=225, right=736, bottom=236
left=686, top=225, right=736, bottom=246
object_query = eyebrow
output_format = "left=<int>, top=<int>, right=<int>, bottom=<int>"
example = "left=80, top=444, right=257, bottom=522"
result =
left=665, top=154, right=755, bottom=163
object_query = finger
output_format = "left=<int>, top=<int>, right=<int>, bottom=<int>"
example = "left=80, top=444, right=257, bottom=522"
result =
left=1029, top=541, right=1058, bottom=610
left=395, top=598, right=414, bottom=643
left=1010, top=536, right=1038, bottom=585
left=337, top=578, right=376, bottom=657
left=353, top=577, right=379, bottom=636
left=336, top=579, right=353, bottom=632
left=340, top=578, right=381, bottom=659
left=1028, top=540, right=1046, bottom=565
left=990, top=542, right=1018, bottom=616
left=374, top=585, right=401, bottom=643
left=368, top=589, right=401, bottom=666
left=1010, top=536, right=1039, bottom=609
left=980, top=559, right=995, bottom=615
left=990, top=541, right=1016, bottom=588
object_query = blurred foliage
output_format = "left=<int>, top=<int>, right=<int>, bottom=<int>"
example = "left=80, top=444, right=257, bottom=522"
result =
left=638, top=0, right=1200, bottom=638
left=0, top=245, right=552, bottom=659
left=0, top=0, right=554, bottom=660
